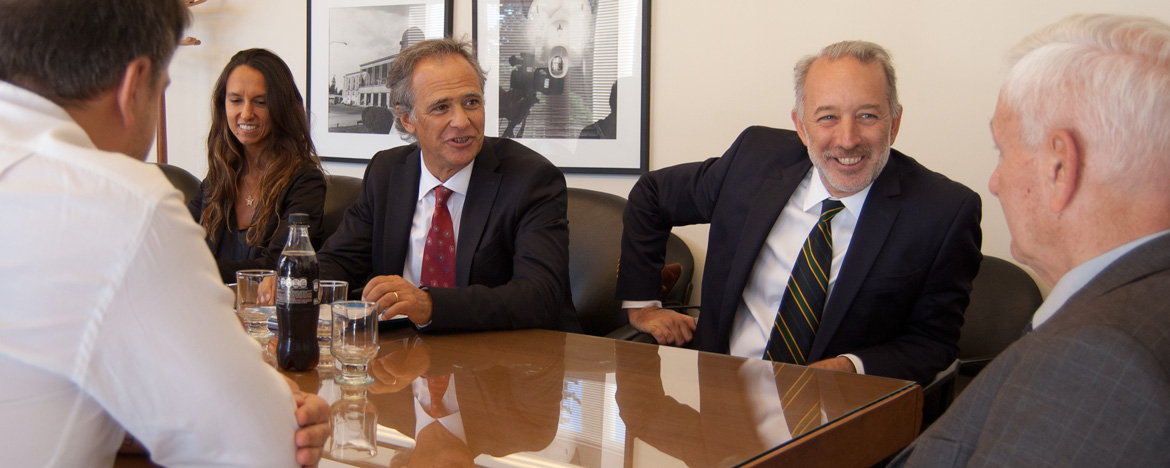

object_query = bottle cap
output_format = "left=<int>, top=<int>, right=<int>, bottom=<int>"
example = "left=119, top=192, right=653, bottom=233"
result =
left=289, top=213, right=310, bottom=225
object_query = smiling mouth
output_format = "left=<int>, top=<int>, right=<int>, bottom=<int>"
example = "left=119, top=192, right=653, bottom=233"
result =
left=450, top=137, right=472, bottom=144
left=238, top=124, right=258, bottom=131
left=837, top=156, right=862, bottom=166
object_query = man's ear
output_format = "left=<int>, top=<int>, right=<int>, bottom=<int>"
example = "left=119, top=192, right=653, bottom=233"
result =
left=1046, top=129, right=1081, bottom=212
left=889, top=107, right=903, bottom=146
left=396, top=105, right=416, bottom=135
left=113, top=57, right=154, bottom=130
left=791, top=110, right=810, bottom=146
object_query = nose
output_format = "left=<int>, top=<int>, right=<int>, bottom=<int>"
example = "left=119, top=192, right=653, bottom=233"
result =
left=837, top=117, right=861, bottom=149
left=449, top=105, right=469, bottom=129
left=240, top=102, right=254, bottom=120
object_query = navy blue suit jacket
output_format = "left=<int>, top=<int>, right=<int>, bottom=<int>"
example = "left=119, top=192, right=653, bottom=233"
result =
left=617, top=126, right=982, bottom=383
left=318, top=137, right=579, bottom=333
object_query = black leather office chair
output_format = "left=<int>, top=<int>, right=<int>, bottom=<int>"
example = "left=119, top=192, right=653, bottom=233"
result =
left=154, top=163, right=201, bottom=205
left=956, top=255, right=1043, bottom=392
left=565, top=188, right=694, bottom=337
left=921, top=255, right=1043, bottom=428
left=322, top=174, right=363, bottom=245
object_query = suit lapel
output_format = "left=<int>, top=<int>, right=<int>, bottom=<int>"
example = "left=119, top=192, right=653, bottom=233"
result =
left=456, top=139, right=501, bottom=286
left=809, top=155, right=903, bottom=361
left=383, top=150, right=421, bottom=274
left=715, top=159, right=812, bottom=352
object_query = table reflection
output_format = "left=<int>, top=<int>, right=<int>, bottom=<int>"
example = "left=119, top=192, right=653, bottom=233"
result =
left=290, top=329, right=913, bottom=468
left=366, top=332, right=564, bottom=467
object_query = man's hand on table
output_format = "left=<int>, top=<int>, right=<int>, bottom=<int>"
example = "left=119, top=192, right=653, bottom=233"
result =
left=628, top=306, right=696, bottom=346
left=808, top=356, right=857, bottom=373
left=282, top=376, right=330, bottom=468
left=363, top=275, right=434, bottom=326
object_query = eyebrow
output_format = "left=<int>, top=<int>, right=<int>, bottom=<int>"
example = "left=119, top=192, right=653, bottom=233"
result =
left=425, top=91, right=483, bottom=109
left=424, top=96, right=453, bottom=110
left=812, top=103, right=882, bottom=115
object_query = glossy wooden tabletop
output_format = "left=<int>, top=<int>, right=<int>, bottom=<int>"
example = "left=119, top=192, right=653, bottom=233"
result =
left=286, top=327, right=920, bottom=468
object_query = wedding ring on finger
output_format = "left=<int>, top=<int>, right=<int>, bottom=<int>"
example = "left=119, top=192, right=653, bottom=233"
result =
left=393, top=291, right=400, bottom=304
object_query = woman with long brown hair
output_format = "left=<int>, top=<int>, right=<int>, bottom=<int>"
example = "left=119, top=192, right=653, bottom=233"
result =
left=189, top=48, right=325, bottom=283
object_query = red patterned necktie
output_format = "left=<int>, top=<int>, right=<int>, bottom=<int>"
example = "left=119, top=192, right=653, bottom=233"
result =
left=421, top=185, right=456, bottom=288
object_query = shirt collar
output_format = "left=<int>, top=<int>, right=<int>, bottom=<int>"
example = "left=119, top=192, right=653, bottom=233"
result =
left=802, top=166, right=872, bottom=216
left=416, top=152, right=474, bottom=201
left=1031, top=229, right=1170, bottom=329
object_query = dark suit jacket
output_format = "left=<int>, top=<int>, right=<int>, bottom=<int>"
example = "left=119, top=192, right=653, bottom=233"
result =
left=317, top=137, right=579, bottom=333
left=617, top=126, right=982, bottom=383
left=892, top=233, right=1170, bottom=467
left=188, top=165, right=326, bottom=283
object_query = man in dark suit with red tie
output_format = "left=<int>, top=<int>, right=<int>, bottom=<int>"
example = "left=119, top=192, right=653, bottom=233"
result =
left=617, top=41, right=982, bottom=384
left=318, top=38, right=578, bottom=333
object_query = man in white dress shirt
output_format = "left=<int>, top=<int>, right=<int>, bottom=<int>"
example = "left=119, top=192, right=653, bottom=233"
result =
left=0, top=1, right=328, bottom=466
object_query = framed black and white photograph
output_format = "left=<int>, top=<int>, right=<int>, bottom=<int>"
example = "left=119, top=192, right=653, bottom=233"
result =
left=308, top=0, right=452, bottom=162
left=475, top=0, right=650, bottom=173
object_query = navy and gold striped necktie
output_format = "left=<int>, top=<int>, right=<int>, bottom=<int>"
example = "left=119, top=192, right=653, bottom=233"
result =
left=765, top=199, right=845, bottom=364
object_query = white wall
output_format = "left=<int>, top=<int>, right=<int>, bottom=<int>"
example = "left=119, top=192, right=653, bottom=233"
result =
left=163, top=0, right=1170, bottom=299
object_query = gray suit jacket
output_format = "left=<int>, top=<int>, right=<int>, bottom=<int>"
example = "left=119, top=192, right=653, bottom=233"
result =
left=891, top=232, right=1170, bottom=467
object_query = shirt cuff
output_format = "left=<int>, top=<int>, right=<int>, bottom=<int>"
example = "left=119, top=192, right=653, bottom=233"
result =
left=622, top=300, right=663, bottom=310
left=841, top=353, right=865, bottom=374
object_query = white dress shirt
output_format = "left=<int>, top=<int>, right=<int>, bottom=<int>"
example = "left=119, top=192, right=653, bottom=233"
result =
left=402, top=154, right=474, bottom=286
left=0, top=81, right=298, bottom=467
left=728, top=168, right=871, bottom=370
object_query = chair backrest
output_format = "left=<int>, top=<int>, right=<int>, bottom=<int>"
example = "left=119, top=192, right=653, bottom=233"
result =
left=154, top=163, right=201, bottom=205
left=566, top=187, right=694, bottom=336
left=322, top=174, right=363, bottom=244
left=958, top=255, right=1044, bottom=366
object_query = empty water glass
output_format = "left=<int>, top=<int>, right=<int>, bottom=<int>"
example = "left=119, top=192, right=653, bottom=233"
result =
left=332, top=301, right=379, bottom=385
left=318, top=280, right=349, bottom=349
left=236, top=270, right=276, bottom=344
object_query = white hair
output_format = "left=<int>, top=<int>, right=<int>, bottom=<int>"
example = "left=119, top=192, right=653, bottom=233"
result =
left=1000, top=14, right=1170, bottom=181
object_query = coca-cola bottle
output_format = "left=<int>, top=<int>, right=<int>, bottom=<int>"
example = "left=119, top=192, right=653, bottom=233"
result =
left=276, top=213, right=320, bottom=371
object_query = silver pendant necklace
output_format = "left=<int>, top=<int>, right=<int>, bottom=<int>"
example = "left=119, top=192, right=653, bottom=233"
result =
left=246, top=195, right=255, bottom=207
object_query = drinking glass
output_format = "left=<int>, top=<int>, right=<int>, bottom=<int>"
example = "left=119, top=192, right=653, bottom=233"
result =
left=332, top=301, right=379, bottom=385
left=318, top=280, right=349, bottom=350
left=236, top=270, right=276, bottom=344
left=327, top=384, right=378, bottom=460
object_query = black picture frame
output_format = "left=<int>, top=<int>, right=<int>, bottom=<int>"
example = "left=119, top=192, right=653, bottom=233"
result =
left=474, top=0, right=650, bottom=174
left=307, top=0, right=453, bottom=163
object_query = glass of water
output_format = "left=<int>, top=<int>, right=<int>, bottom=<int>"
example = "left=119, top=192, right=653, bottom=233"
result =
left=318, top=280, right=348, bottom=348
left=332, top=301, right=379, bottom=385
left=236, top=269, right=276, bottom=344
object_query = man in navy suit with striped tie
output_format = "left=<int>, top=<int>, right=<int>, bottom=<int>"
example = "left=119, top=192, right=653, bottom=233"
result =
left=617, top=40, right=982, bottom=384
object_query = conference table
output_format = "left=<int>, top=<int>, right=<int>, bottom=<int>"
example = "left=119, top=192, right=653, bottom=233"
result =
left=118, top=327, right=922, bottom=467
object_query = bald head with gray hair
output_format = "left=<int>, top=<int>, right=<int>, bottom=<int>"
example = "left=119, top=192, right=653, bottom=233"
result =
left=1000, top=14, right=1170, bottom=183
left=793, top=40, right=902, bottom=120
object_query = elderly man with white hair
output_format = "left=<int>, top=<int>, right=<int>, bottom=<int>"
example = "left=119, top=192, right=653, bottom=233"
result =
left=891, top=13, right=1170, bottom=467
